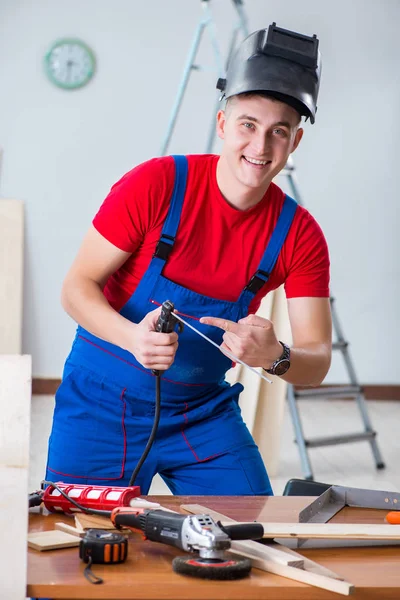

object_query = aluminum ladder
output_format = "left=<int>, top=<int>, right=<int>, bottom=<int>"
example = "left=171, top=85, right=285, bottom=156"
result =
left=160, top=0, right=249, bottom=156
left=283, top=158, right=385, bottom=480
left=160, top=1, right=386, bottom=482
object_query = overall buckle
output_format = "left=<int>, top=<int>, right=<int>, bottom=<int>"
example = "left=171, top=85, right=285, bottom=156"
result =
left=245, top=270, right=270, bottom=294
left=153, top=235, right=175, bottom=260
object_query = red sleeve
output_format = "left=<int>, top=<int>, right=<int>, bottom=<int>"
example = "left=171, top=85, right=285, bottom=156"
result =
left=284, top=208, right=330, bottom=298
left=92, top=156, right=175, bottom=252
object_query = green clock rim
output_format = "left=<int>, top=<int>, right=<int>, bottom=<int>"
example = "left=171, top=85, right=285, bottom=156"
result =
left=44, top=38, right=96, bottom=90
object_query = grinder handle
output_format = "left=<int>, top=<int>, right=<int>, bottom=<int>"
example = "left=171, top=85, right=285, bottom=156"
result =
left=218, top=521, right=264, bottom=541
left=111, top=507, right=146, bottom=534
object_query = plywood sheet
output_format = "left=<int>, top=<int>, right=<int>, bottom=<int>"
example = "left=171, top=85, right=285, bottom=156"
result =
left=252, top=285, right=292, bottom=477
left=0, top=355, right=32, bottom=599
left=0, top=200, right=24, bottom=353
left=228, top=286, right=290, bottom=478
left=28, top=530, right=81, bottom=551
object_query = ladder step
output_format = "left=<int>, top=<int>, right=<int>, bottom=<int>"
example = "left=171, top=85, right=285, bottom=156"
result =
left=295, top=385, right=361, bottom=399
left=302, top=431, right=376, bottom=448
left=332, top=341, right=348, bottom=350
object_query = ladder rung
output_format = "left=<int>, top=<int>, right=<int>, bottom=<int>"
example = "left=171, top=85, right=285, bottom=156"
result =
left=332, top=341, right=348, bottom=350
left=302, top=431, right=376, bottom=448
left=295, top=385, right=361, bottom=399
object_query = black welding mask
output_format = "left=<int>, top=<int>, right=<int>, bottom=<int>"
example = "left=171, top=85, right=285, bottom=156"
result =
left=216, top=22, right=321, bottom=123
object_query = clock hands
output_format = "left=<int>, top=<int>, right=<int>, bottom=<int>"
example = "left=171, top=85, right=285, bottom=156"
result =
left=66, top=59, right=74, bottom=83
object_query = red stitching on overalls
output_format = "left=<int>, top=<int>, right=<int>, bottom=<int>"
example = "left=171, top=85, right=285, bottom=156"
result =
left=78, top=335, right=205, bottom=387
left=180, top=401, right=222, bottom=463
left=48, top=387, right=128, bottom=481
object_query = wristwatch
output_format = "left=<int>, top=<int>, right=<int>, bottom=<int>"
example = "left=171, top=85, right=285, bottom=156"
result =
left=264, top=342, right=291, bottom=376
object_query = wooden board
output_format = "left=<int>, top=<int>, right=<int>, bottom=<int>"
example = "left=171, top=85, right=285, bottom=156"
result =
left=227, top=546, right=354, bottom=596
left=75, top=513, right=118, bottom=531
left=28, top=530, right=81, bottom=551
left=239, top=521, right=400, bottom=540
left=0, top=356, right=31, bottom=600
left=182, top=503, right=354, bottom=596
left=0, top=199, right=24, bottom=354
left=55, top=522, right=86, bottom=538
left=226, top=286, right=291, bottom=477
left=252, top=285, right=292, bottom=477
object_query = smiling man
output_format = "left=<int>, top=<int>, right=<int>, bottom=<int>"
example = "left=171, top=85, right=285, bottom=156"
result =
left=216, top=95, right=303, bottom=209
left=45, top=23, right=331, bottom=497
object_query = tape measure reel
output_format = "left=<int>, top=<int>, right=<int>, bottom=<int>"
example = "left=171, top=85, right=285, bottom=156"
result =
left=79, top=529, right=128, bottom=584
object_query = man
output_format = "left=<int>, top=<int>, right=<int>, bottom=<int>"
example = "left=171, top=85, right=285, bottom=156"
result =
left=45, top=23, right=331, bottom=496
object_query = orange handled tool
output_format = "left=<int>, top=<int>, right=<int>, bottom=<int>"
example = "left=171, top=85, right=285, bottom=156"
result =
left=386, top=511, right=400, bottom=524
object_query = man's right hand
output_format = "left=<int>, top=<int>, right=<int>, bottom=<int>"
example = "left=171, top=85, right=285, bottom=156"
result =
left=129, top=306, right=179, bottom=371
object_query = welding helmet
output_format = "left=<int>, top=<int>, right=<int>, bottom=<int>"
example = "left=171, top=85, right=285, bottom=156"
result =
left=216, top=22, right=321, bottom=123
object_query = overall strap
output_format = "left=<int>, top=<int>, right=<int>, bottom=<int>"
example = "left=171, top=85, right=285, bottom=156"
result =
left=241, top=194, right=298, bottom=302
left=153, top=155, right=188, bottom=263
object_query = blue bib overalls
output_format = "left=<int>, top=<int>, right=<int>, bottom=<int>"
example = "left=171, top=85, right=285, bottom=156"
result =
left=45, top=155, right=297, bottom=495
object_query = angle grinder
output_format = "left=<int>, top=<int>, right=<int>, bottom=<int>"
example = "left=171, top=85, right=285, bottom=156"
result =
left=111, top=507, right=264, bottom=580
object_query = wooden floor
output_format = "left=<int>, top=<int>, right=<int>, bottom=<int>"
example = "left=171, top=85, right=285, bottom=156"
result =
left=29, top=396, right=400, bottom=495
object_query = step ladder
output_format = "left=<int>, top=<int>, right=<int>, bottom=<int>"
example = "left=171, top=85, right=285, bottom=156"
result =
left=159, top=0, right=386, bottom=481
left=283, top=158, right=385, bottom=480
left=160, top=0, right=249, bottom=156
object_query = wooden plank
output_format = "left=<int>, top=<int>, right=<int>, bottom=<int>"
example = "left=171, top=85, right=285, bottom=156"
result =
left=0, top=356, right=31, bottom=600
left=226, top=287, right=290, bottom=477
left=252, top=285, right=291, bottom=477
left=182, top=503, right=354, bottom=596
left=266, top=541, right=345, bottom=580
left=239, top=521, right=400, bottom=540
left=28, top=530, right=81, bottom=551
left=0, top=200, right=24, bottom=353
left=54, top=522, right=86, bottom=538
left=228, top=547, right=354, bottom=596
left=75, top=513, right=120, bottom=531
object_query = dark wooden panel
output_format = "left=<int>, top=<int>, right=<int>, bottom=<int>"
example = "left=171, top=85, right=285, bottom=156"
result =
left=32, top=378, right=60, bottom=395
left=32, top=378, right=400, bottom=400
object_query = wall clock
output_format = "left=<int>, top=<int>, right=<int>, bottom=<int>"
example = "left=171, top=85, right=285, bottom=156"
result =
left=44, top=38, right=96, bottom=90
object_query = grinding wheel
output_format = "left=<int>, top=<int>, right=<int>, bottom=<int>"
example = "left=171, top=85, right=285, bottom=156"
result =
left=172, top=555, right=251, bottom=580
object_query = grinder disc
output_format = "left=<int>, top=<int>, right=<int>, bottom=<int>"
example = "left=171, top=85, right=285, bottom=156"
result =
left=172, top=555, right=251, bottom=580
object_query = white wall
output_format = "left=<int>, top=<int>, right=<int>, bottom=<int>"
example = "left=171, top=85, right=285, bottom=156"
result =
left=0, top=0, right=399, bottom=383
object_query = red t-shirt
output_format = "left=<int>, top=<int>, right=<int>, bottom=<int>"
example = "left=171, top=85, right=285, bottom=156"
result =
left=93, top=154, right=330, bottom=314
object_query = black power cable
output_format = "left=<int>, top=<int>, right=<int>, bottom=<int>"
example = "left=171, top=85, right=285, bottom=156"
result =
left=38, top=301, right=181, bottom=517
left=129, top=374, right=161, bottom=486
left=129, top=300, right=182, bottom=486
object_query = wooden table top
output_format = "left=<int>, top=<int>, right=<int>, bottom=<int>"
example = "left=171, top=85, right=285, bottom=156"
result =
left=27, top=495, right=400, bottom=599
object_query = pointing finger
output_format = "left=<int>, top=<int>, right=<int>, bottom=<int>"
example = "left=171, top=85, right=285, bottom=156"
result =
left=200, top=316, right=241, bottom=335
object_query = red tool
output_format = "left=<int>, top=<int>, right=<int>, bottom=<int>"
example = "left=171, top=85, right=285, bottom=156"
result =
left=42, top=482, right=141, bottom=514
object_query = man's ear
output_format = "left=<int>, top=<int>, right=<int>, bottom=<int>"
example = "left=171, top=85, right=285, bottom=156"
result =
left=216, top=110, right=226, bottom=140
left=291, top=127, right=304, bottom=154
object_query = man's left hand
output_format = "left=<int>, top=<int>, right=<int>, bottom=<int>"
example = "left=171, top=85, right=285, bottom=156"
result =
left=200, top=314, right=283, bottom=369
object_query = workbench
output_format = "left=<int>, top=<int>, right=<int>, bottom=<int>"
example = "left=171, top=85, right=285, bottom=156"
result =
left=27, top=495, right=400, bottom=599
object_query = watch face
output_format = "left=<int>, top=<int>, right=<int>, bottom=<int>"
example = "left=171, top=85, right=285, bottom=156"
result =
left=44, top=38, right=96, bottom=90
left=274, top=359, right=290, bottom=376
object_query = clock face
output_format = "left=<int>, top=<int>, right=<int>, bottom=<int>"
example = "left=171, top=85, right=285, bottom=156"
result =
left=44, top=38, right=95, bottom=90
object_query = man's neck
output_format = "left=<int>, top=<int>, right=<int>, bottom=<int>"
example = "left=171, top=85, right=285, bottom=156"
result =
left=216, top=157, right=272, bottom=211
